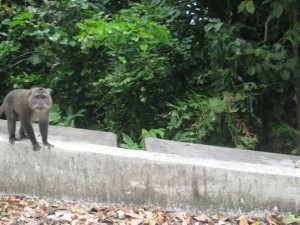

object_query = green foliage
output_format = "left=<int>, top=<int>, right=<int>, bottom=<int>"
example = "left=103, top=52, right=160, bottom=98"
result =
left=77, top=12, right=173, bottom=88
left=0, top=0, right=108, bottom=126
left=10, top=73, right=43, bottom=89
left=76, top=3, right=178, bottom=133
left=120, top=133, right=141, bottom=150
left=77, top=4, right=174, bottom=88
left=1, top=0, right=300, bottom=154
left=238, top=0, right=255, bottom=14
left=167, top=92, right=259, bottom=149
left=49, top=104, right=62, bottom=125
left=282, top=214, right=300, bottom=224
left=63, top=106, right=86, bottom=127
left=182, top=12, right=299, bottom=152
left=120, top=128, right=165, bottom=150
left=49, top=104, right=86, bottom=127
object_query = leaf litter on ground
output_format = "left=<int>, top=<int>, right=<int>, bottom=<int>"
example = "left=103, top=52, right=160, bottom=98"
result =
left=0, top=195, right=299, bottom=225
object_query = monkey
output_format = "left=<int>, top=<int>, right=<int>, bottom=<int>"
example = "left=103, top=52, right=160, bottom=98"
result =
left=0, top=87, right=54, bottom=151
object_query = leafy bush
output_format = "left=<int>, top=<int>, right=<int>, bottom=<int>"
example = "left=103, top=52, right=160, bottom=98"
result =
left=167, top=92, right=259, bottom=149
left=1, top=0, right=300, bottom=154
left=76, top=3, right=179, bottom=135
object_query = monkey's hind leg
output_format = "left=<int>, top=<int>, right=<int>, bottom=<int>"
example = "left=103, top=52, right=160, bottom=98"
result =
left=19, top=125, right=28, bottom=139
left=39, top=120, right=54, bottom=149
left=7, top=114, right=19, bottom=144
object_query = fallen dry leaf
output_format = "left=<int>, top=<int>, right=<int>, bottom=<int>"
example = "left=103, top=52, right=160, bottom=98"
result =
left=38, top=199, right=50, bottom=207
left=211, top=212, right=230, bottom=225
left=117, top=209, right=126, bottom=219
left=96, top=210, right=105, bottom=220
left=155, top=211, right=167, bottom=224
left=130, top=218, right=144, bottom=225
left=238, top=215, right=250, bottom=221
left=85, top=202, right=102, bottom=212
left=19, top=200, right=28, bottom=207
left=23, top=206, right=37, bottom=218
left=70, top=205, right=87, bottom=214
left=251, top=221, right=261, bottom=225
left=239, top=218, right=249, bottom=225
left=17, top=215, right=27, bottom=223
left=218, top=213, right=230, bottom=221
left=218, top=220, right=227, bottom=225
left=194, top=214, right=211, bottom=223
left=126, top=210, right=144, bottom=220
left=105, top=209, right=118, bottom=218
left=148, top=213, right=158, bottom=225
left=144, top=210, right=154, bottom=219
left=267, top=214, right=282, bottom=225
left=0, top=195, right=298, bottom=225
left=4, top=196, right=21, bottom=206
left=170, top=212, right=186, bottom=221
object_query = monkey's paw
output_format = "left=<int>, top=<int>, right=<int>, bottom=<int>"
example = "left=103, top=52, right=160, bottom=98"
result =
left=9, top=137, right=21, bottom=144
left=44, top=142, right=54, bottom=149
left=33, top=143, right=42, bottom=151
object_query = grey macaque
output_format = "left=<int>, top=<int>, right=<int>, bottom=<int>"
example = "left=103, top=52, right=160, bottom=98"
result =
left=0, top=87, right=54, bottom=151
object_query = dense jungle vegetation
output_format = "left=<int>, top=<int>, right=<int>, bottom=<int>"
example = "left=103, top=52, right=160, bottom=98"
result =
left=1, top=0, right=300, bottom=154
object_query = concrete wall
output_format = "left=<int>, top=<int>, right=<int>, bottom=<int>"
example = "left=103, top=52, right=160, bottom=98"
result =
left=0, top=119, right=117, bottom=147
left=0, top=120, right=300, bottom=214
left=144, top=138, right=300, bottom=168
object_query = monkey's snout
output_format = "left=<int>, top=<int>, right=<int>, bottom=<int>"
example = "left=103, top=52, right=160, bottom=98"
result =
left=36, top=102, right=46, bottom=108
left=35, top=104, right=47, bottom=111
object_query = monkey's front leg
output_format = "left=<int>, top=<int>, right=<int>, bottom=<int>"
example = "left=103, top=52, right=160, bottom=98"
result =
left=22, top=120, right=41, bottom=151
left=39, top=119, right=54, bottom=149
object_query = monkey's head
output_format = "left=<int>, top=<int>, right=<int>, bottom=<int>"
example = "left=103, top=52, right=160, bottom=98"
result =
left=28, top=87, right=52, bottom=112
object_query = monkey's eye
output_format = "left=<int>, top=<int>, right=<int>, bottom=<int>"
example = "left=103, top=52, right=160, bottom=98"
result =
left=35, top=94, right=46, bottom=99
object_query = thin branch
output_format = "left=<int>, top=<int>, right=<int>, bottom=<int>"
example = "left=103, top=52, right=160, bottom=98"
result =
left=263, top=16, right=270, bottom=43
left=8, top=58, right=29, bottom=69
left=11, top=51, right=35, bottom=61
left=8, top=51, right=36, bottom=69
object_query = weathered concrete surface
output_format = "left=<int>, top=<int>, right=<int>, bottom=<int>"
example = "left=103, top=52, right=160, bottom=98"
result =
left=145, top=138, right=300, bottom=168
left=0, top=120, right=300, bottom=215
left=0, top=119, right=117, bottom=147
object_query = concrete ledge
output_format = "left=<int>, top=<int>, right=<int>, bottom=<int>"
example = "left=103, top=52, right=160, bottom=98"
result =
left=144, top=138, right=300, bottom=168
left=0, top=121, right=300, bottom=214
left=0, top=119, right=117, bottom=147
